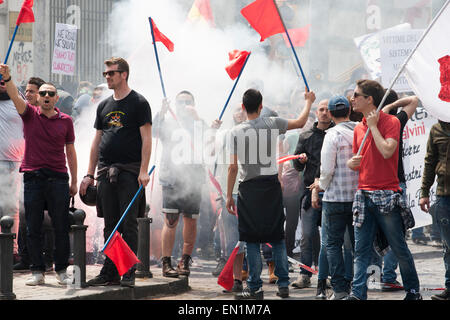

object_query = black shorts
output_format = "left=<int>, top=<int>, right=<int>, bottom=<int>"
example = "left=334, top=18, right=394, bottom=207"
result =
left=162, top=184, right=202, bottom=218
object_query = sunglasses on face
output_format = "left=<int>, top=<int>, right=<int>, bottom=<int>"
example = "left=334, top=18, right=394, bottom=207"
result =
left=39, top=91, right=57, bottom=97
left=352, top=92, right=369, bottom=98
left=102, top=70, right=124, bottom=77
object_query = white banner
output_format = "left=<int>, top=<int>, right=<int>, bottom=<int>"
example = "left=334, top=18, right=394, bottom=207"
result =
left=380, top=29, right=423, bottom=93
left=51, top=23, right=77, bottom=76
left=402, top=106, right=437, bottom=228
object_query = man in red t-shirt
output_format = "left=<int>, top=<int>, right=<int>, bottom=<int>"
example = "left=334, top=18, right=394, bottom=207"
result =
left=0, top=64, right=77, bottom=287
left=345, top=79, right=421, bottom=301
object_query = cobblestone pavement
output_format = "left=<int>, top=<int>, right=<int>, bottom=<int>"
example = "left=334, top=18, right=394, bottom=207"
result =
left=8, top=239, right=446, bottom=300
left=149, top=239, right=447, bottom=301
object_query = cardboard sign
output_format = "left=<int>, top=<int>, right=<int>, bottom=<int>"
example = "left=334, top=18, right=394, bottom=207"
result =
left=51, top=23, right=77, bottom=76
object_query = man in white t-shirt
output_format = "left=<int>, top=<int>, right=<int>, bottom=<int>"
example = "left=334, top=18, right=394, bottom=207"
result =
left=0, top=78, right=25, bottom=256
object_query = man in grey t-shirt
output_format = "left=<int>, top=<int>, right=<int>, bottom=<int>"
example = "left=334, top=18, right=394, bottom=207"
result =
left=226, top=88, right=315, bottom=300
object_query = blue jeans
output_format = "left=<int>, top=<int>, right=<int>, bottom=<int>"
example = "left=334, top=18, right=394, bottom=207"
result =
left=318, top=209, right=330, bottom=281
left=382, top=249, right=398, bottom=283
left=344, top=226, right=354, bottom=281
left=24, top=172, right=70, bottom=273
left=432, top=196, right=450, bottom=288
left=300, top=197, right=321, bottom=276
left=323, top=201, right=354, bottom=292
left=246, top=240, right=289, bottom=290
left=352, top=194, right=420, bottom=300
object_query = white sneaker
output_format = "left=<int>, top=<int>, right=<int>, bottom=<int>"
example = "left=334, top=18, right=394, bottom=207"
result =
left=26, top=272, right=45, bottom=286
left=56, top=271, right=72, bottom=285
left=329, top=291, right=348, bottom=300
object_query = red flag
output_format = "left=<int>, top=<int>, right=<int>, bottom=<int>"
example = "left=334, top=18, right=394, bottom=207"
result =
left=241, top=0, right=284, bottom=42
left=16, top=0, right=35, bottom=25
left=282, top=25, right=310, bottom=48
left=217, top=246, right=240, bottom=291
left=103, top=231, right=140, bottom=276
left=188, top=0, right=215, bottom=27
left=0, top=1, right=4, bottom=5
left=151, top=19, right=174, bottom=52
left=225, top=50, right=250, bottom=80
left=438, top=55, right=450, bottom=102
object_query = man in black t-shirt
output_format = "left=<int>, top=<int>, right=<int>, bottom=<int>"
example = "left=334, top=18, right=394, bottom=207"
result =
left=379, top=90, right=419, bottom=291
left=80, top=57, right=152, bottom=288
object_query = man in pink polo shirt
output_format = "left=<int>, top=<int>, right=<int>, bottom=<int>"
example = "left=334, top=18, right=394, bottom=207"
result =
left=0, top=64, right=78, bottom=287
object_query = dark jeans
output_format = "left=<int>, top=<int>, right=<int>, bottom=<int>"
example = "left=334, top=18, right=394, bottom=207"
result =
left=97, top=171, right=141, bottom=276
left=300, top=196, right=321, bottom=276
left=284, top=191, right=302, bottom=257
left=18, top=205, right=54, bottom=266
left=24, top=172, right=70, bottom=273
left=323, top=201, right=354, bottom=293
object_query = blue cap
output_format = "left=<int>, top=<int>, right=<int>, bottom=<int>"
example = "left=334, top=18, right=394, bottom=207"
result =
left=328, top=95, right=350, bottom=112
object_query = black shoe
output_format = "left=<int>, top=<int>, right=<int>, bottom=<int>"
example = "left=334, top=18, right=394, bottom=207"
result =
left=277, top=286, right=289, bottom=298
left=162, top=256, right=179, bottom=278
left=381, top=280, right=403, bottom=292
left=87, top=274, right=120, bottom=286
left=235, top=287, right=264, bottom=300
left=431, top=289, right=450, bottom=300
left=232, top=280, right=243, bottom=293
left=212, top=258, right=227, bottom=277
left=121, top=270, right=136, bottom=288
left=13, top=261, right=30, bottom=273
left=404, top=290, right=423, bottom=300
left=315, top=279, right=327, bottom=299
left=177, top=254, right=192, bottom=277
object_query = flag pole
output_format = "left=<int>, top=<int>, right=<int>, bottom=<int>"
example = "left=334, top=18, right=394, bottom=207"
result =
left=218, top=53, right=251, bottom=121
left=356, top=0, right=450, bottom=156
left=102, top=165, right=156, bottom=252
left=272, top=0, right=310, bottom=92
left=149, top=17, right=167, bottom=98
left=0, top=25, right=19, bottom=80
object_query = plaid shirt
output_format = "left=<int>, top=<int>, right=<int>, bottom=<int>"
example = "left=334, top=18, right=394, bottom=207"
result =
left=352, top=189, right=415, bottom=229
left=352, top=189, right=415, bottom=256
left=319, top=122, right=359, bottom=202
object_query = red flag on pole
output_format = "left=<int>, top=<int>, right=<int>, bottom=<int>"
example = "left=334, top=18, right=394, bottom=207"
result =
left=225, top=50, right=250, bottom=80
left=103, top=231, right=140, bottom=276
left=217, top=246, right=240, bottom=291
left=16, top=0, right=35, bottom=25
left=241, top=0, right=284, bottom=42
left=151, top=19, right=174, bottom=52
left=282, top=25, right=310, bottom=48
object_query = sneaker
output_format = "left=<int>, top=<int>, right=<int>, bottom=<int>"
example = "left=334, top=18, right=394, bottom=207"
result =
left=404, top=290, right=423, bottom=300
left=13, top=261, right=30, bottom=273
left=121, top=270, right=136, bottom=288
left=176, top=254, right=192, bottom=277
left=56, top=270, right=72, bottom=285
left=161, top=256, right=179, bottom=278
left=381, top=280, right=403, bottom=292
left=212, top=258, right=227, bottom=277
left=292, top=274, right=311, bottom=289
left=329, top=291, right=348, bottom=300
left=235, top=287, right=264, bottom=300
left=429, top=240, right=442, bottom=248
left=276, top=286, right=289, bottom=298
left=431, top=289, right=450, bottom=300
left=87, top=274, right=120, bottom=286
left=26, top=272, right=45, bottom=286
left=315, top=279, right=327, bottom=299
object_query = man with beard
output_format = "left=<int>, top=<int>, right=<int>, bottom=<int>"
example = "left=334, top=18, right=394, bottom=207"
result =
left=0, top=64, right=78, bottom=286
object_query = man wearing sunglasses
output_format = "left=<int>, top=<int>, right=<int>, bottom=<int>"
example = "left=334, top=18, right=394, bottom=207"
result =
left=346, top=79, right=421, bottom=300
left=80, top=57, right=152, bottom=288
left=0, top=64, right=78, bottom=287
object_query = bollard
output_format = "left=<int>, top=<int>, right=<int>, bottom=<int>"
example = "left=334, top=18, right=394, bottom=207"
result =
left=0, top=216, right=16, bottom=300
left=70, top=209, right=88, bottom=288
left=136, top=212, right=153, bottom=278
